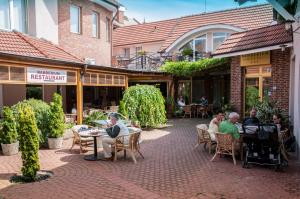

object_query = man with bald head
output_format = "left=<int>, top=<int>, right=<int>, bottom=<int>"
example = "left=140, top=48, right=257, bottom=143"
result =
left=102, top=113, right=129, bottom=161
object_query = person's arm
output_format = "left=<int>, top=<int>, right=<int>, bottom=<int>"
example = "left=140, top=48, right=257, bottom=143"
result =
left=106, top=125, right=121, bottom=138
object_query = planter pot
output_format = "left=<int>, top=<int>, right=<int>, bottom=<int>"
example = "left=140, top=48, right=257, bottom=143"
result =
left=1, top=141, right=19, bottom=156
left=48, top=137, right=63, bottom=149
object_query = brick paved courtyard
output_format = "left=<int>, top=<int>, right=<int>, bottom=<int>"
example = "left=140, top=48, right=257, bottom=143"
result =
left=0, top=119, right=300, bottom=199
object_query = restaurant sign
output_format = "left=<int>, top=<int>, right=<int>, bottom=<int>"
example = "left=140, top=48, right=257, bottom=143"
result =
left=27, top=67, right=67, bottom=84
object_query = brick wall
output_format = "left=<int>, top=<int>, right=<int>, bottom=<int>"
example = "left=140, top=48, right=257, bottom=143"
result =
left=58, top=0, right=112, bottom=66
left=270, top=48, right=291, bottom=112
left=230, top=56, right=244, bottom=114
left=230, top=48, right=291, bottom=116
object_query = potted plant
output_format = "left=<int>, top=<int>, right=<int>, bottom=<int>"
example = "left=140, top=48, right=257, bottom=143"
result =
left=166, top=97, right=175, bottom=118
left=47, top=93, right=65, bottom=149
left=0, top=107, right=19, bottom=156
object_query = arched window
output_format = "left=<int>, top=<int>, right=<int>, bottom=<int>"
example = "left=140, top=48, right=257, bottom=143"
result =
left=179, top=34, right=207, bottom=61
left=212, top=32, right=230, bottom=52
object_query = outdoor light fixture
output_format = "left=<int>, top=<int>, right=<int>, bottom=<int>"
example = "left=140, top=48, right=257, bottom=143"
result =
left=284, top=20, right=294, bottom=31
left=279, top=44, right=287, bottom=51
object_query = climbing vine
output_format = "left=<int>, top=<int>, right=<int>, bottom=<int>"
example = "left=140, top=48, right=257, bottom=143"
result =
left=160, top=58, right=229, bottom=76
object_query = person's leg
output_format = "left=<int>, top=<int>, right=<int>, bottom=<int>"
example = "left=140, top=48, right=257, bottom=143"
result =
left=102, top=137, right=116, bottom=158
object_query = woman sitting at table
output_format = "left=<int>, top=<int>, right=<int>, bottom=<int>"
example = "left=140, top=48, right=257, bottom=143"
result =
left=102, top=113, right=129, bottom=161
left=208, top=111, right=224, bottom=141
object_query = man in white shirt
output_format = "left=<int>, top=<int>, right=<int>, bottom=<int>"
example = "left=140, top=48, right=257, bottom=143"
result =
left=102, top=113, right=129, bottom=161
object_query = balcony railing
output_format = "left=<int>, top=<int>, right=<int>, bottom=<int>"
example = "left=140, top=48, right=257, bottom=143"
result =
left=113, top=51, right=210, bottom=71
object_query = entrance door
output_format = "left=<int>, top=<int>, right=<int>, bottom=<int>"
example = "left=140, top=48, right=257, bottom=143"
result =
left=244, top=65, right=272, bottom=113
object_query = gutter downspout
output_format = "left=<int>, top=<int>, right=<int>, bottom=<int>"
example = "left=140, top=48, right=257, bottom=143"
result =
left=111, top=5, right=120, bottom=67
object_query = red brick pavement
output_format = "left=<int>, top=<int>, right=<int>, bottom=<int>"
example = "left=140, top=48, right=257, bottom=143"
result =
left=0, top=119, right=300, bottom=199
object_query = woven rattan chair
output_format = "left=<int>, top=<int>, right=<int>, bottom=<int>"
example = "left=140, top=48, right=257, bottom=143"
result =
left=211, top=133, right=236, bottom=165
left=279, top=129, right=289, bottom=161
left=183, top=105, right=192, bottom=118
left=112, top=131, right=144, bottom=164
left=195, top=124, right=216, bottom=154
left=70, top=125, right=94, bottom=154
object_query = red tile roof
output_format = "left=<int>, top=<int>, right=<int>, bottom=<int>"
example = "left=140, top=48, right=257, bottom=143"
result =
left=0, top=30, right=83, bottom=63
left=213, top=23, right=293, bottom=56
left=113, top=4, right=274, bottom=51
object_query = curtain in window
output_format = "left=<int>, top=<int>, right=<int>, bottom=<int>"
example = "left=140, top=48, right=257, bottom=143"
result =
left=92, top=12, right=99, bottom=37
left=13, top=0, right=26, bottom=32
left=0, top=0, right=10, bottom=30
left=70, top=5, right=80, bottom=33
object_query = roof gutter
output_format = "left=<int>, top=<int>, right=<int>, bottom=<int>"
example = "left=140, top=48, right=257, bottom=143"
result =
left=213, top=42, right=293, bottom=58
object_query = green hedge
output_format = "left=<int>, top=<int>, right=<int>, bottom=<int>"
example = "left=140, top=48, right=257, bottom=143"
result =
left=12, top=99, right=50, bottom=145
left=160, top=58, right=229, bottom=76
left=120, top=85, right=166, bottom=128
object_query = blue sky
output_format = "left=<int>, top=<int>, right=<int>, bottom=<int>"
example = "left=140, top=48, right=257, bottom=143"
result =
left=119, top=0, right=268, bottom=22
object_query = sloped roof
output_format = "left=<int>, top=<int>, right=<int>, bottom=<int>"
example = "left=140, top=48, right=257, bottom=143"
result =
left=0, top=30, right=83, bottom=64
left=113, top=4, right=274, bottom=51
left=213, top=23, right=293, bottom=56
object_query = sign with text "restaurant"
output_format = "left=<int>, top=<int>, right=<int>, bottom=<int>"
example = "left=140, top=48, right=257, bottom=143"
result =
left=27, top=67, right=67, bottom=84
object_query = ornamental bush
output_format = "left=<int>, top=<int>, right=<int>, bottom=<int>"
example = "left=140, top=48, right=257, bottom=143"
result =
left=18, top=104, right=40, bottom=181
left=48, top=93, right=65, bottom=138
left=12, top=99, right=50, bottom=145
left=0, top=107, right=18, bottom=144
left=120, top=85, right=167, bottom=128
left=83, top=111, right=107, bottom=126
left=160, top=58, right=229, bottom=76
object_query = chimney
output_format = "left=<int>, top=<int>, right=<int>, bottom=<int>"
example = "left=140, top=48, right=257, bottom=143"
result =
left=117, top=6, right=125, bottom=24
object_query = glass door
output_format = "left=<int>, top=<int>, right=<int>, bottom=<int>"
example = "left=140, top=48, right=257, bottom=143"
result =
left=245, top=78, right=259, bottom=112
left=244, top=65, right=272, bottom=113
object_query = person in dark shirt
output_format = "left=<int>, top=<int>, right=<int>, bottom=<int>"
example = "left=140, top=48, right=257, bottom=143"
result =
left=243, top=107, right=260, bottom=125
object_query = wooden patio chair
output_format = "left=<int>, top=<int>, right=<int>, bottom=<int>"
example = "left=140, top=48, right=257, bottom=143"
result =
left=70, top=125, right=94, bottom=154
left=195, top=124, right=216, bottom=154
left=196, top=106, right=208, bottom=118
left=211, top=133, right=236, bottom=165
left=183, top=105, right=192, bottom=118
left=112, top=131, right=144, bottom=164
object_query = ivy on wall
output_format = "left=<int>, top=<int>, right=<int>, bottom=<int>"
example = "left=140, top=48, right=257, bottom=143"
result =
left=160, top=58, right=229, bottom=77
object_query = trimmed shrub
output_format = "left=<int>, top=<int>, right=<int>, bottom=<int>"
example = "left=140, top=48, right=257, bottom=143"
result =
left=0, top=107, right=18, bottom=144
left=48, top=93, right=65, bottom=138
left=83, top=111, right=107, bottom=126
left=121, top=85, right=167, bottom=128
left=18, top=104, right=40, bottom=181
left=12, top=99, right=50, bottom=145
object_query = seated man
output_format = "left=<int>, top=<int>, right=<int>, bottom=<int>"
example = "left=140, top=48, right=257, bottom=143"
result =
left=199, top=96, right=208, bottom=107
left=243, top=107, right=260, bottom=125
left=219, top=112, right=241, bottom=149
left=102, top=113, right=129, bottom=161
left=177, top=96, right=186, bottom=109
left=208, top=111, right=224, bottom=141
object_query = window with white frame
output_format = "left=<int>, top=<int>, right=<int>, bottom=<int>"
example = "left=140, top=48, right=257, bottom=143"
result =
left=0, top=0, right=27, bottom=33
left=194, top=35, right=206, bottom=60
left=92, top=11, right=99, bottom=38
left=106, top=17, right=111, bottom=42
left=70, top=5, right=81, bottom=34
left=212, top=32, right=230, bottom=52
left=123, top=48, right=130, bottom=58
left=179, top=34, right=207, bottom=61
